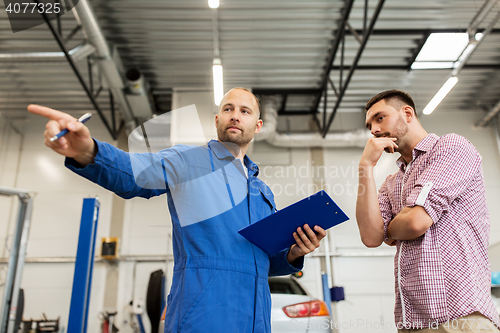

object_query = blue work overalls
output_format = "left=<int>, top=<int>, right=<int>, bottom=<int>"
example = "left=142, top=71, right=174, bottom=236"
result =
left=66, top=139, right=303, bottom=332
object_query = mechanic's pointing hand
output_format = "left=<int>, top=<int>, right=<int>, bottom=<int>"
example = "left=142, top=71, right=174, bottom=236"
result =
left=28, top=104, right=96, bottom=166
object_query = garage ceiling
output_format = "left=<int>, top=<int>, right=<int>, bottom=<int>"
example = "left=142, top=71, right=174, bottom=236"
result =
left=0, top=0, right=499, bottom=135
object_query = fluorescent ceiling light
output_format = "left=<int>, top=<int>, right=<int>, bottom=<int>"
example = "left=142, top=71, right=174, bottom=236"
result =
left=415, top=33, right=469, bottom=62
left=208, top=0, right=219, bottom=8
left=411, top=61, right=455, bottom=69
left=475, top=32, right=483, bottom=41
left=213, top=59, right=224, bottom=106
left=422, top=77, right=458, bottom=115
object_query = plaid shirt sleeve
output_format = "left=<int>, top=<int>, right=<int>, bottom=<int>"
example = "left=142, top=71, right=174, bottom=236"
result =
left=406, top=135, right=482, bottom=224
left=378, top=178, right=393, bottom=241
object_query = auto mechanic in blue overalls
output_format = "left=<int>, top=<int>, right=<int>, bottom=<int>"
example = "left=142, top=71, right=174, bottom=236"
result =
left=29, top=87, right=327, bottom=332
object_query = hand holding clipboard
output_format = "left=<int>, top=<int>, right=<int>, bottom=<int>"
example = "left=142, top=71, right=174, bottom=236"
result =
left=238, top=190, right=350, bottom=256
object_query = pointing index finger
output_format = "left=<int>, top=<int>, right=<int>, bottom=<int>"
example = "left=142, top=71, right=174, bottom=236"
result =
left=27, top=104, right=76, bottom=122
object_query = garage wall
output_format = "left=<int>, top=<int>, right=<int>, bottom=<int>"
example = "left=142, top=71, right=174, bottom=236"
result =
left=2, top=103, right=499, bottom=333
left=0, top=113, right=23, bottom=327
left=0, top=113, right=23, bottom=261
left=0, top=113, right=114, bottom=332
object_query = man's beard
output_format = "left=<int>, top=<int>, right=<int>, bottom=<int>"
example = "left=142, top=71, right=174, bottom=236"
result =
left=216, top=122, right=253, bottom=146
left=378, top=115, right=409, bottom=152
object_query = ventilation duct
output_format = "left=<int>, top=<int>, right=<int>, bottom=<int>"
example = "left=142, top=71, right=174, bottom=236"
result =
left=0, top=43, right=95, bottom=62
left=74, top=0, right=154, bottom=133
left=255, top=95, right=371, bottom=148
left=125, top=69, right=155, bottom=120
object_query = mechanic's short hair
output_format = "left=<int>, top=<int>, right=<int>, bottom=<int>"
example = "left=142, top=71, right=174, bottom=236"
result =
left=223, top=87, right=261, bottom=117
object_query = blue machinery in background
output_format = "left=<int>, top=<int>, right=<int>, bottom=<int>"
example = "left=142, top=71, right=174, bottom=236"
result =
left=68, top=197, right=100, bottom=333
left=0, top=192, right=101, bottom=333
left=321, top=274, right=333, bottom=315
left=322, top=273, right=345, bottom=318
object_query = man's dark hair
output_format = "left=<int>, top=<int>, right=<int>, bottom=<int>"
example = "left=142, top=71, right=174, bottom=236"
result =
left=365, top=90, right=417, bottom=117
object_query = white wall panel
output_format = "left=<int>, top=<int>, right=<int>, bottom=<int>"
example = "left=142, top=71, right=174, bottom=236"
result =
left=4, top=113, right=114, bottom=332
left=121, top=196, right=170, bottom=256
left=3, top=100, right=499, bottom=333
left=298, top=257, right=323, bottom=300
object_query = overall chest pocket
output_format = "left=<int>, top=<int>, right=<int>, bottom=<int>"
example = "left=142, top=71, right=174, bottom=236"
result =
left=248, top=183, right=275, bottom=219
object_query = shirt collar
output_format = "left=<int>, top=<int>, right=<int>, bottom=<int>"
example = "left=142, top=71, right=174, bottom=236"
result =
left=207, top=139, right=259, bottom=177
left=396, top=133, right=440, bottom=169
left=208, top=139, right=234, bottom=160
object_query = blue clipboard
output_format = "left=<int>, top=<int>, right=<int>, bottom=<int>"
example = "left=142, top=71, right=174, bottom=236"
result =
left=238, top=190, right=349, bottom=256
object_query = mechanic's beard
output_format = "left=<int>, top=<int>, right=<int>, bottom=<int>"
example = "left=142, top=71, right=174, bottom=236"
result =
left=216, top=123, right=253, bottom=146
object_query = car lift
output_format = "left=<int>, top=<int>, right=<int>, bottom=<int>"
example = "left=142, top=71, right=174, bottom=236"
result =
left=67, top=197, right=100, bottom=333
left=0, top=186, right=34, bottom=333
left=0, top=194, right=101, bottom=333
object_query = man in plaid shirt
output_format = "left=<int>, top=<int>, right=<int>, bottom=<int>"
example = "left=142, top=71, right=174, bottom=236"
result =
left=356, top=89, right=500, bottom=332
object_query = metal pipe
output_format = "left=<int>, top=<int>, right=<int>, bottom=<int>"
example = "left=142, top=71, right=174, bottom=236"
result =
left=0, top=43, right=94, bottom=62
left=0, top=251, right=398, bottom=262
left=0, top=189, right=33, bottom=333
left=323, top=233, right=332, bottom=288
left=322, top=0, right=386, bottom=137
left=211, top=8, right=220, bottom=59
left=308, top=251, right=395, bottom=257
left=38, top=8, right=118, bottom=140
left=452, top=10, right=500, bottom=77
left=0, top=255, right=175, bottom=264
left=265, top=130, right=371, bottom=148
left=0, top=186, right=29, bottom=197
left=73, top=0, right=137, bottom=133
left=254, top=95, right=280, bottom=140
left=255, top=96, right=371, bottom=147
left=6, top=197, right=33, bottom=333
left=0, top=202, right=24, bottom=333
left=73, top=0, right=111, bottom=58
left=125, top=69, right=146, bottom=95
left=468, top=0, right=499, bottom=38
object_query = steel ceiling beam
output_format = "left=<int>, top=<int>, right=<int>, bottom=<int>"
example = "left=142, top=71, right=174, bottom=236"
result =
left=253, top=88, right=320, bottom=95
left=253, top=89, right=322, bottom=119
left=328, top=64, right=500, bottom=71
left=476, top=99, right=500, bottom=127
left=310, top=0, right=356, bottom=121
left=347, top=28, right=500, bottom=36
left=405, top=31, right=431, bottom=70
left=468, top=0, right=499, bottom=39
left=321, top=0, right=386, bottom=137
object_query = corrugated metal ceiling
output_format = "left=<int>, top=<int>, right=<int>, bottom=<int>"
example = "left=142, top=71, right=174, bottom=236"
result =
left=0, top=0, right=499, bottom=133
